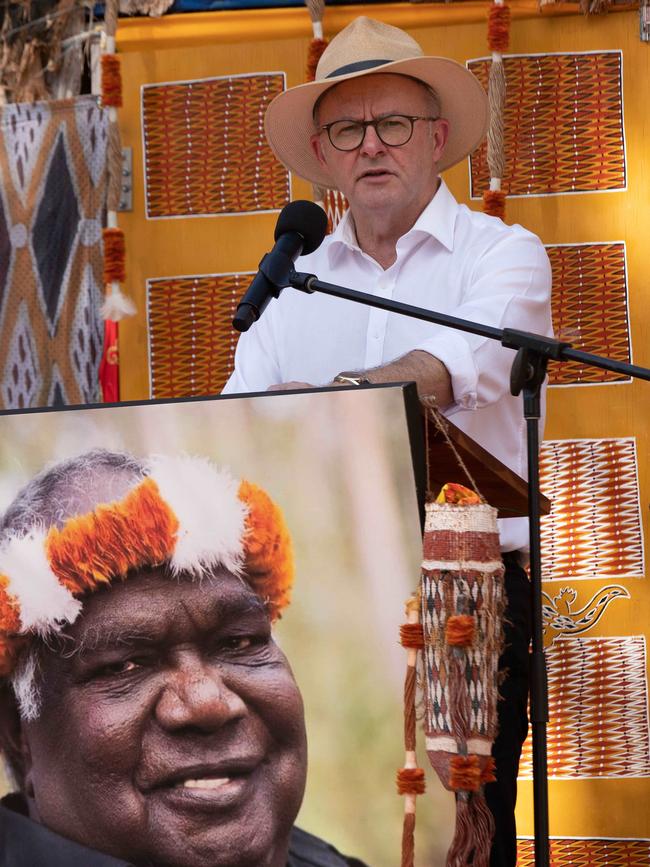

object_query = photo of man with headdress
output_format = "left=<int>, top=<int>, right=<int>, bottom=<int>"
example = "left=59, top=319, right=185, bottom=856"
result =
left=0, top=388, right=436, bottom=866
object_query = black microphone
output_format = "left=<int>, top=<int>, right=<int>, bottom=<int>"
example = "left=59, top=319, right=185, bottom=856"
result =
left=232, top=200, right=328, bottom=333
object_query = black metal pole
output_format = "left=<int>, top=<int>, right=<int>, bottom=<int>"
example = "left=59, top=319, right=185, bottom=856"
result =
left=511, top=348, right=551, bottom=867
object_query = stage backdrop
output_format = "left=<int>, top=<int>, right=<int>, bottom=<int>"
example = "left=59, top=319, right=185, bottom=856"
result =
left=113, top=5, right=650, bottom=864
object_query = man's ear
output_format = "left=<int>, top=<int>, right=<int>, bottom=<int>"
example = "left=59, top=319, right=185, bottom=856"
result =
left=310, top=132, right=327, bottom=167
left=431, top=118, right=450, bottom=165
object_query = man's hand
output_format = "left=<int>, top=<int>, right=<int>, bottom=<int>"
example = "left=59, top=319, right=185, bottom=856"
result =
left=267, top=382, right=314, bottom=391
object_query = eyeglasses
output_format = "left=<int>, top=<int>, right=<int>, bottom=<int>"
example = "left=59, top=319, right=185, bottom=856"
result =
left=319, top=114, right=440, bottom=152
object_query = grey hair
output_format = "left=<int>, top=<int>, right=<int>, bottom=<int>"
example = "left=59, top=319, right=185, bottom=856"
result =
left=1, top=448, right=146, bottom=536
left=2, top=449, right=147, bottom=723
left=10, top=646, right=41, bottom=722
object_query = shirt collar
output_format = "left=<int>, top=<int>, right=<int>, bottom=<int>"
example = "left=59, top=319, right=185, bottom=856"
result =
left=325, top=178, right=458, bottom=267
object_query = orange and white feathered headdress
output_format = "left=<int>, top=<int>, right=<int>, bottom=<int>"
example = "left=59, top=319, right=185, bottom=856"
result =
left=0, top=454, right=293, bottom=676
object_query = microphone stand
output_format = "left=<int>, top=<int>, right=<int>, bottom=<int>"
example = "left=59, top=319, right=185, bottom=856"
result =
left=287, top=268, right=650, bottom=867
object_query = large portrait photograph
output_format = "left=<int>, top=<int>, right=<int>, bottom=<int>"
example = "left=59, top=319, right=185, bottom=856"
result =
left=0, top=386, right=456, bottom=867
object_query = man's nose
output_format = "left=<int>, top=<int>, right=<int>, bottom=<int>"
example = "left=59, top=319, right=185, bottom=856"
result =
left=155, top=658, right=247, bottom=731
left=359, top=123, right=386, bottom=157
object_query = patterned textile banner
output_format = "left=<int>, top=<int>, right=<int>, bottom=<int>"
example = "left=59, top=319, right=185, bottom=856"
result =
left=142, top=74, right=290, bottom=219
left=539, top=438, right=644, bottom=582
left=517, top=837, right=650, bottom=865
left=467, top=52, right=626, bottom=198
left=547, top=243, right=631, bottom=386
left=147, top=272, right=248, bottom=397
left=0, top=96, right=107, bottom=408
left=519, top=635, right=650, bottom=779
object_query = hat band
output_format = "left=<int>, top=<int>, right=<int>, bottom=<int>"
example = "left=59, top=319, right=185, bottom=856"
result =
left=325, top=59, right=391, bottom=79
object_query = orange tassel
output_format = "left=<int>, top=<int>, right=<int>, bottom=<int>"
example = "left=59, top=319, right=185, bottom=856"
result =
left=446, top=614, right=476, bottom=647
left=487, top=4, right=511, bottom=53
left=450, top=755, right=482, bottom=792
left=306, top=38, right=328, bottom=81
left=103, top=227, right=126, bottom=284
left=399, top=622, right=425, bottom=649
left=101, top=54, right=123, bottom=108
left=483, top=189, right=506, bottom=220
left=396, top=767, right=426, bottom=795
left=481, top=756, right=497, bottom=784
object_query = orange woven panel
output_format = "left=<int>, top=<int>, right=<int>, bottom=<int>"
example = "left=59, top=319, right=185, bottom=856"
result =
left=142, top=74, right=290, bottom=217
left=517, top=837, right=650, bottom=865
left=547, top=243, right=630, bottom=385
left=519, top=636, right=650, bottom=778
left=468, top=52, right=625, bottom=197
left=147, top=273, right=247, bottom=397
left=540, top=438, right=643, bottom=581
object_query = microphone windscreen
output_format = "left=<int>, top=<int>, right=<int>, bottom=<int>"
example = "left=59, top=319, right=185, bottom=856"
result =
left=274, top=199, right=328, bottom=255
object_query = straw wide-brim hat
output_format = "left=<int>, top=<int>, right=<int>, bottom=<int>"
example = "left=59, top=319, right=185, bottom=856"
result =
left=264, top=17, right=489, bottom=188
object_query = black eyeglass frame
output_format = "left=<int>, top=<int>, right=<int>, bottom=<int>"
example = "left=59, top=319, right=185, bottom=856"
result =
left=319, top=114, right=440, bottom=152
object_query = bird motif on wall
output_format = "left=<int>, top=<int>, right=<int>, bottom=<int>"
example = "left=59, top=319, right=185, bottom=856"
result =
left=541, top=585, right=630, bottom=648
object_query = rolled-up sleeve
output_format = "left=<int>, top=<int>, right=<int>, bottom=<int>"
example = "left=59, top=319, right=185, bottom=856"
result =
left=412, top=231, right=552, bottom=412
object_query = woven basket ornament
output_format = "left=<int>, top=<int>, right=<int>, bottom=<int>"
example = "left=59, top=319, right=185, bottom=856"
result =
left=420, top=484, right=505, bottom=866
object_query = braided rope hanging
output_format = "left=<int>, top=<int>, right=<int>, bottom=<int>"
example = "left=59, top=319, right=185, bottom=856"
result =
left=483, top=0, right=510, bottom=221
left=397, top=593, right=427, bottom=867
left=304, top=0, right=328, bottom=207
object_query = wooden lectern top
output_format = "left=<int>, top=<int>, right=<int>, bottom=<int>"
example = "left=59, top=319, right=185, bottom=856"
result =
left=424, top=410, right=551, bottom=519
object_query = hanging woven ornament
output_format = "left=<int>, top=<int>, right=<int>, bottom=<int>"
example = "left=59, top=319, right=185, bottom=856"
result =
left=397, top=592, right=427, bottom=867
left=420, top=482, right=505, bottom=867
left=483, top=1, right=510, bottom=221
left=303, top=0, right=348, bottom=233
left=100, top=0, right=136, bottom=324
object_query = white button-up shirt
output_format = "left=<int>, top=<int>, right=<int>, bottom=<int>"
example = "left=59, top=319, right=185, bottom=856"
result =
left=224, top=181, right=553, bottom=552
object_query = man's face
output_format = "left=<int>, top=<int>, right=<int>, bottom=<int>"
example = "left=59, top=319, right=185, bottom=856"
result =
left=21, top=569, right=307, bottom=867
left=311, top=73, right=448, bottom=223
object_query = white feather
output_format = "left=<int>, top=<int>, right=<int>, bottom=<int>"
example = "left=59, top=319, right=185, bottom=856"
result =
left=148, top=455, right=247, bottom=577
left=0, top=530, right=82, bottom=635
left=101, top=286, right=137, bottom=322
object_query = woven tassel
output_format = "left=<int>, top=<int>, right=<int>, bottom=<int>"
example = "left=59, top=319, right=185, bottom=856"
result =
left=304, top=1, right=329, bottom=208
left=101, top=54, right=122, bottom=108
left=483, top=189, right=506, bottom=220
left=103, top=228, right=126, bottom=284
left=445, top=614, right=476, bottom=647
left=487, top=3, right=510, bottom=52
left=484, top=0, right=510, bottom=223
left=307, top=38, right=328, bottom=81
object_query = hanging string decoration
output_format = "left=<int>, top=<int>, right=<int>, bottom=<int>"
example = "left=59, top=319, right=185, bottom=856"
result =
left=420, top=483, right=505, bottom=867
left=303, top=0, right=348, bottom=232
left=100, top=0, right=136, bottom=328
left=483, top=1, right=510, bottom=220
left=397, top=593, right=427, bottom=867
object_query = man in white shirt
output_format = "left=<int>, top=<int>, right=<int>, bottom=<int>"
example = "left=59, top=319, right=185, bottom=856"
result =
left=223, top=16, right=553, bottom=866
